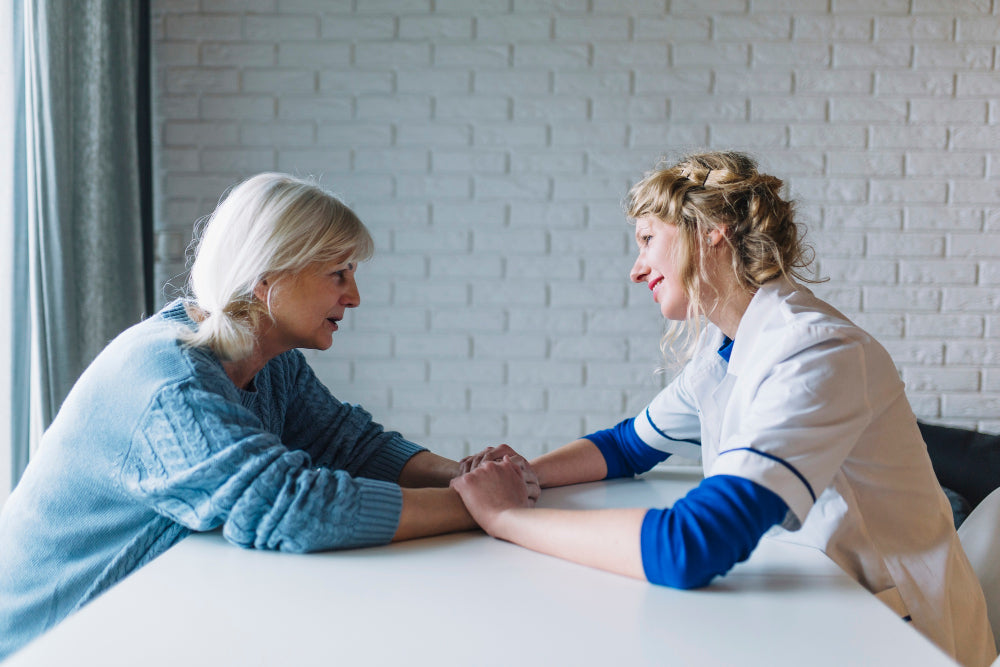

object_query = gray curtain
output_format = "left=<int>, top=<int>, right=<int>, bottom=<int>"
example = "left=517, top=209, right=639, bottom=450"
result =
left=12, top=0, right=149, bottom=485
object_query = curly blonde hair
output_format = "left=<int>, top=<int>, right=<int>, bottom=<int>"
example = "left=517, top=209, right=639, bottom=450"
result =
left=627, top=150, right=816, bottom=362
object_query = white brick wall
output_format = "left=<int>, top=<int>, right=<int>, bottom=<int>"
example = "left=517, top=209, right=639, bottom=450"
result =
left=151, top=0, right=1000, bottom=459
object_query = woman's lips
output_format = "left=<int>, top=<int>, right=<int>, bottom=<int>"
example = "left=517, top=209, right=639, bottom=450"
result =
left=649, top=276, right=663, bottom=303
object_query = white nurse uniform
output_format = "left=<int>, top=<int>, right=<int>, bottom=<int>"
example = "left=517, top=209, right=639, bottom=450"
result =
left=633, top=278, right=995, bottom=667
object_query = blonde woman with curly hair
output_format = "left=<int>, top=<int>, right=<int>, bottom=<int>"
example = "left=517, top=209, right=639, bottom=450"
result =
left=0, top=173, right=538, bottom=660
left=452, top=151, right=995, bottom=667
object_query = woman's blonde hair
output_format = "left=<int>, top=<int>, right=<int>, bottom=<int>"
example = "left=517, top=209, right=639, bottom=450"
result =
left=626, top=150, right=815, bottom=362
left=180, top=172, right=373, bottom=361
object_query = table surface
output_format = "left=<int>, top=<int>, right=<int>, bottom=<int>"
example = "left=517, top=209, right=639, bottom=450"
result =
left=8, top=467, right=956, bottom=667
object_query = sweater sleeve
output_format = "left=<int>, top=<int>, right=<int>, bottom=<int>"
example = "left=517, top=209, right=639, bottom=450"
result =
left=279, top=353, right=425, bottom=483
left=641, top=475, right=788, bottom=589
left=584, top=418, right=672, bottom=478
left=123, top=381, right=403, bottom=552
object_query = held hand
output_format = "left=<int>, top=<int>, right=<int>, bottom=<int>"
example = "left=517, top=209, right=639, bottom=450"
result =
left=450, top=457, right=535, bottom=537
left=458, top=444, right=511, bottom=473
left=459, top=444, right=540, bottom=503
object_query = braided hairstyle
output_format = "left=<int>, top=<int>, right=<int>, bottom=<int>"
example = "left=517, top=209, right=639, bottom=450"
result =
left=626, top=151, right=815, bottom=360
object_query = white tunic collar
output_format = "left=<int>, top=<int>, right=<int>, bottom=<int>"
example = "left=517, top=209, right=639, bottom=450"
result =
left=727, top=277, right=806, bottom=377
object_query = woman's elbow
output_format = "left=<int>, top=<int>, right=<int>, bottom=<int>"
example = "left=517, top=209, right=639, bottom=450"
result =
left=221, top=519, right=316, bottom=553
left=651, top=572, right=715, bottom=590
left=645, top=556, right=723, bottom=590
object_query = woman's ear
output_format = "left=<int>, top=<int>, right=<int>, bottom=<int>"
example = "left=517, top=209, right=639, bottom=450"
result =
left=252, top=278, right=269, bottom=302
left=707, top=228, right=726, bottom=247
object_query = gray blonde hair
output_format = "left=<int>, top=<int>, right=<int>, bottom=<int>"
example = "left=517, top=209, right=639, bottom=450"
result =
left=627, top=150, right=815, bottom=363
left=180, top=172, right=373, bottom=361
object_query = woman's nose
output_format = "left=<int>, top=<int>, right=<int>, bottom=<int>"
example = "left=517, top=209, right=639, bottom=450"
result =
left=629, top=254, right=648, bottom=284
left=343, top=274, right=361, bottom=308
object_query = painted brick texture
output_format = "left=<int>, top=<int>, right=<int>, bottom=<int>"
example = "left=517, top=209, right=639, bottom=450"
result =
left=151, top=0, right=1000, bottom=458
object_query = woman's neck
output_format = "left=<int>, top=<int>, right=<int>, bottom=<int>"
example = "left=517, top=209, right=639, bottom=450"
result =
left=700, top=248, right=755, bottom=340
left=186, top=303, right=272, bottom=390
left=706, top=288, right=754, bottom=341
left=222, top=322, right=285, bottom=391
left=223, top=353, right=267, bottom=391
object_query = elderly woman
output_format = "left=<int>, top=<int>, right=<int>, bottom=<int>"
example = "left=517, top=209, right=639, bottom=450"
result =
left=0, top=173, right=538, bottom=659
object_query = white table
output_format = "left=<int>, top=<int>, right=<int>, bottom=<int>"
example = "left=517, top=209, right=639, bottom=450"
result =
left=8, top=467, right=955, bottom=666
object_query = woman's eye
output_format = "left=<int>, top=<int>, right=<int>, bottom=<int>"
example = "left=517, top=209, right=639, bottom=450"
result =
left=331, top=264, right=354, bottom=280
left=330, top=263, right=355, bottom=282
left=641, top=235, right=653, bottom=246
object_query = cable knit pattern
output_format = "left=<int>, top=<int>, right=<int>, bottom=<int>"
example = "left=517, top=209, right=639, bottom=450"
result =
left=0, top=300, right=424, bottom=660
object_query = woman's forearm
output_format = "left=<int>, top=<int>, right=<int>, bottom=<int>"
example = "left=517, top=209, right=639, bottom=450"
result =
left=396, top=450, right=461, bottom=488
left=391, top=452, right=476, bottom=542
left=392, top=487, right=476, bottom=542
left=449, top=457, right=645, bottom=579
left=530, top=439, right=608, bottom=488
left=491, top=507, right=647, bottom=580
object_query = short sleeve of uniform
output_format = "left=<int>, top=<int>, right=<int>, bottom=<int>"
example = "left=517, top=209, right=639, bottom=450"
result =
left=710, top=327, right=875, bottom=529
left=631, top=352, right=716, bottom=462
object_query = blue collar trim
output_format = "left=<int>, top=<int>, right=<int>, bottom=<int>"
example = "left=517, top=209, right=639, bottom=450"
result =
left=718, top=336, right=734, bottom=363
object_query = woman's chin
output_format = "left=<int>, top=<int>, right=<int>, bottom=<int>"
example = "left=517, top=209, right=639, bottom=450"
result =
left=659, top=305, right=688, bottom=321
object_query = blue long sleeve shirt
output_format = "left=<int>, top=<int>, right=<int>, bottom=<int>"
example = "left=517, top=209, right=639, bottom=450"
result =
left=585, top=418, right=788, bottom=589
left=0, top=300, right=424, bottom=659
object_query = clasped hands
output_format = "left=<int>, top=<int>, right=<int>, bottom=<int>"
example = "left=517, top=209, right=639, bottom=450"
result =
left=451, top=444, right=539, bottom=537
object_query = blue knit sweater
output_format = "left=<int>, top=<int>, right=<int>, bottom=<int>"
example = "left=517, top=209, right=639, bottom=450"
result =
left=0, top=300, right=423, bottom=659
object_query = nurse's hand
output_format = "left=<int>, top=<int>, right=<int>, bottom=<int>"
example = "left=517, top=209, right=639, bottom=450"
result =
left=451, top=457, right=536, bottom=536
left=459, top=444, right=540, bottom=503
